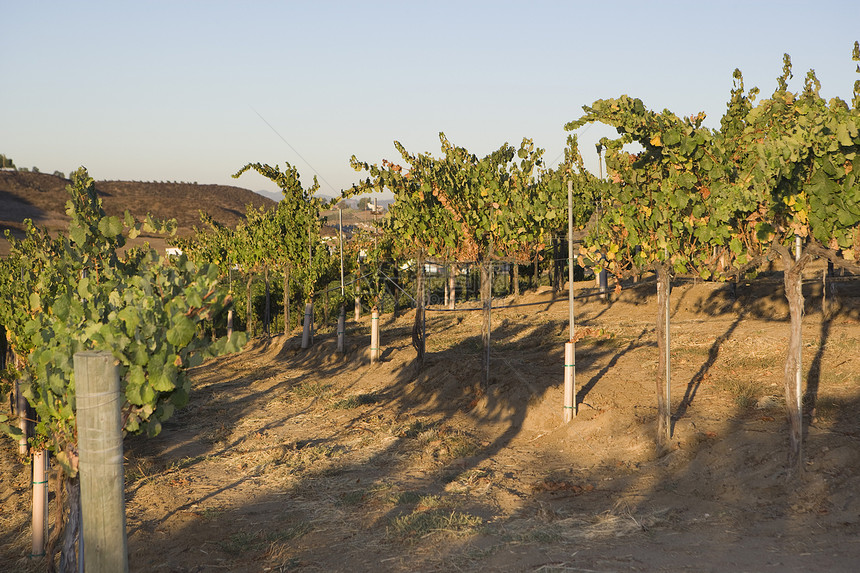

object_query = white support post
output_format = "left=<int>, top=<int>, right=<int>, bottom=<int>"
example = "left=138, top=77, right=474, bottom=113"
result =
left=563, top=342, right=576, bottom=422
left=370, top=309, right=380, bottom=364
left=31, top=450, right=48, bottom=558
left=565, top=180, right=577, bottom=421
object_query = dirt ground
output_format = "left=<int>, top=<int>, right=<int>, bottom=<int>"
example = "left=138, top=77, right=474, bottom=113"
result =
left=4, top=270, right=860, bottom=572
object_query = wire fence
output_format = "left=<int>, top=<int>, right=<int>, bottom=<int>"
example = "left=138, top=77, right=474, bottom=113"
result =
left=192, top=254, right=859, bottom=338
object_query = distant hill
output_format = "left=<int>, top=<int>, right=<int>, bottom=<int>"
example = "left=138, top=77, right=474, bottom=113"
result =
left=0, top=170, right=276, bottom=257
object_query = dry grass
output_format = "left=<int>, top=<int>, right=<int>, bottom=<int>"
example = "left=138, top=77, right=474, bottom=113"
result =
left=388, top=508, right=483, bottom=542
left=268, top=441, right=348, bottom=470
left=405, top=425, right=481, bottom=463
left=8, top=281, right=860, bottom=571
left=723, top=379, right=763, bottom=408
left=220, top=522, right=313, bottom=556
left=291, top=381, right=334, bottom=400
left=503, top=503, right=669, bottom=548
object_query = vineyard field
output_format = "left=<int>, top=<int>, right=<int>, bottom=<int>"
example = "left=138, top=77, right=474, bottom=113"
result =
left=4, top=272, right=860, bottom=572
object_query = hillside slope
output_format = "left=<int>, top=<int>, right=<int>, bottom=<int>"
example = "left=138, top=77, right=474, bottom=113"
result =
left=4, top=280, right=860, bottom=571
left=0, top=171, right=276, bottom=256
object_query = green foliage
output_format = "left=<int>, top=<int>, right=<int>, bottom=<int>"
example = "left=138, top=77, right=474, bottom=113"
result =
left=724, top=55, right=860, bottom=260
left=0, top=154, right=15, bottom=169
left=349, top=141, right=459, bottom=260
left=178, top=161, right=339, bottom=336
left=349, top=226, right=392, bottom=308
left=566, top=94, right=745, bottom=279
left=563, top=46, right=860, bottom=279
left=535, top=134, right=600, bottom=250
left=350, top=133, right=583, bottom=266
left=425, top=132, right=544, bottom=262
left=232, top=162, right=335, bottom=303
left=0, top=168, right=245, bottom=475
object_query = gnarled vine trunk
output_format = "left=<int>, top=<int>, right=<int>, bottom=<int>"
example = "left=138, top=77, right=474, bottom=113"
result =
left=448, top=263, right=457, bottom=310
left=393, top=266, right=401, bottom=316
left=412, top=251, right=426, bottom=367
left=554, top=238, right=566, bottom=294
left=512, top=262, right=520, bottom=296
left=301, top=301, right=314, bottom=349
left=245, top=274, right=254, bottom=337
left=780, top=245, right=812, bottom=473
left=355, top=263, right=362, bottom=321
left=283, top=266, right=290, bottom=335
left=51, top=475, right=81, bottom=573
left=264, top=265, right=270, bottom=336
left=480, top=261, right=492, bottom=387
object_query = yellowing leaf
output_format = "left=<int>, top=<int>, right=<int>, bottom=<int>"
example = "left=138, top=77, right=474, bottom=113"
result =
left=650, top=134, right=662, bottom=147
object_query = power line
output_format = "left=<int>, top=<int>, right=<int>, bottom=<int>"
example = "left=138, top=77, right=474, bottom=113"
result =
left=249, top=106, right=339, bottom=194
left=547, top=122, right=595, bottom=167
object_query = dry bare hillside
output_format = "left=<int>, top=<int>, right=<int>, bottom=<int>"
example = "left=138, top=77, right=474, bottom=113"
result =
left=0, top=171, right=276, bottom=256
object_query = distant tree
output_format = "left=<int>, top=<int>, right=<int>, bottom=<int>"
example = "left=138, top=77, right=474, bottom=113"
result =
left=357, top=197, right=371, bottom=210
left=52, top=170, right=66, bottom=179
left=31, top=166, right=40, bottom=173
left=0, top=154, right=15, bottom=169
left=335, top=200, right=349, bottom=210
left=19, top=167, right=28, bottom=172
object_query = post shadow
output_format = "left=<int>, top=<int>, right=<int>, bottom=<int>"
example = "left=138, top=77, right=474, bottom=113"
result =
left=673, top=312, right=745, bottom=430
left=803, top=312, right=832, bottom=438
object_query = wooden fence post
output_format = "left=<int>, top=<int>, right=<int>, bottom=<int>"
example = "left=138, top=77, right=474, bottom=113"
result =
left=75, top=351, right=128, bottom=572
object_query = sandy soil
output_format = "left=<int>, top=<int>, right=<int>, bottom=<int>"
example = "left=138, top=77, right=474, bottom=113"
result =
left=3, top=273, right=860, bottom=572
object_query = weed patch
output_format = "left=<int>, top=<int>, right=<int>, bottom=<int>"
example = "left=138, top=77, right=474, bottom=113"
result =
left=220, top=522, right=312, bottom=557
left=723, top=379, right=761, bottom=408
left=388, top=509, right=482, bottom=542
left=339, top=490, right=367, bottom=506
left=415, top=427, right=480, bottom=462
left=292, top=382, right=333, bottom=400
left=220, top=530, right=260, bottom=555
left=330, top=393, right=379, bottom=409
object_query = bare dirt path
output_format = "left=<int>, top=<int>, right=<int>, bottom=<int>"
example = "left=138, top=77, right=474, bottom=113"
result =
left=4, top=276, right=860, bottom=571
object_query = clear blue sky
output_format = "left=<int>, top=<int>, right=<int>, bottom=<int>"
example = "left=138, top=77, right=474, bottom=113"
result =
left=3, top=1, right=859, bottom=199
